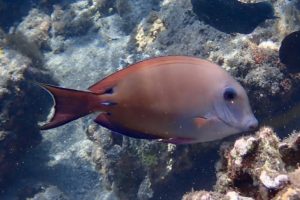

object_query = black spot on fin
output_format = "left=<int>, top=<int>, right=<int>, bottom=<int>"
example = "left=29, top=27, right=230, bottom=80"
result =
left=104, top=87, right=114, bottom=94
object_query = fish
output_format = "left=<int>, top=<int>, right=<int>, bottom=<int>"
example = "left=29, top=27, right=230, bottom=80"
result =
left=191, top=0, right=276, bottom=34
left=279, top=31, right=300, bottom=73
left=39, top=56, right=258, bottom=144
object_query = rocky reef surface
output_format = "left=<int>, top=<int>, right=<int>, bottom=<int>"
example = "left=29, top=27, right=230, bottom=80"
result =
left=86, top=124, right=219, bottom=200
left=0, top=0, right=300, bottom=199
left=183, top=127, right=300, bottom=200
left=0, top=28, right=54, bottom=191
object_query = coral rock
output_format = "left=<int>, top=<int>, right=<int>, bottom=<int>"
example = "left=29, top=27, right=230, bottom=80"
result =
left=0, top=47, right=52, bottom=188
left=182, top=190, right=254, bottom=200
left=259, top=170, right=289, bottom=189
left=182, top=191, right=224, bottom=200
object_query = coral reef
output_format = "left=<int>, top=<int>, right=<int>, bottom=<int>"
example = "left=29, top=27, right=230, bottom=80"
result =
left=28, top=186, right=68, bottom=200
left=16, top=9, right=51, bottom=49
left=87, top=124, right=219, bottom=200
left=0, top=42, right=52, bottom=190
left=183, top=127, right=300, bottom=200
left=135, top=12, right=166, bottom=52
left=87, top=124, right=177, bottom=200
left=0, top=0, right=300, bottom=199
left=17, top=184, right=68, bottom=200
left=182, top=191, right=254, bottom=200
left=276, top=0, right=300, bottom=37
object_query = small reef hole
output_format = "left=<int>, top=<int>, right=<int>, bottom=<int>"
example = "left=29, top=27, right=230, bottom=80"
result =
left=233, top=172, right=256, bottom=197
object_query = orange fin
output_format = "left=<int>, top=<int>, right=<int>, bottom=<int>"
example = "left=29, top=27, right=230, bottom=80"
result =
left=194, top=117, right=209, bottom=128
left=39, top=83, right=100, bottom=130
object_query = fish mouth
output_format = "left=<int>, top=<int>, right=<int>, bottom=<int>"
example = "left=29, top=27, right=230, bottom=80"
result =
left=216, top=116, right=258, bottom=133
left=215, top=116, right=244, bottom=132
left=200, top=115, right=240, bottom=131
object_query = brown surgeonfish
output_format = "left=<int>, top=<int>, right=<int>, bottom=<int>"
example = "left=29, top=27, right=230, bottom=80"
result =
left=40, top=56, right=258, bottom=144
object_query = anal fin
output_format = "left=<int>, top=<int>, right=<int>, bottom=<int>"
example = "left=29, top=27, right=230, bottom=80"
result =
left=159, top=137, right=195, bottom=144
left=94, top=113, right=115, bottom=130
left=94, top=114, right=162, bottom=140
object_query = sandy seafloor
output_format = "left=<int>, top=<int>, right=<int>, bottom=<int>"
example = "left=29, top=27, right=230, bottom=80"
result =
left=0, top=0, right=300, bottom=199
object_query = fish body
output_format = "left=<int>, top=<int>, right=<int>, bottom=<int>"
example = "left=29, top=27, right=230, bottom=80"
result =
left=40, top=56, right=258, bottom=144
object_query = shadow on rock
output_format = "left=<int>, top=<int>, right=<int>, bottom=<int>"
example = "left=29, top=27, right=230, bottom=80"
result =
left=191, top=0, right=276, bottom=34
left=0, top=37, right=56, bottom=194
left=183, top=127, right=300, bottom=199
left=15, top=140, right=101, bottom=199
left=87, top=124, right=222, bottom=200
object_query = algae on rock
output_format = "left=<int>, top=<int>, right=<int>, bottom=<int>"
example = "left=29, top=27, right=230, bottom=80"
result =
left=0, top=46, right=53, bottom=190
left=183, top=127, right=300, bottom=200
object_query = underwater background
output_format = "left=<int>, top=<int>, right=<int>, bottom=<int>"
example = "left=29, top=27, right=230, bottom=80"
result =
left=0, top=0, right=300, bottom=199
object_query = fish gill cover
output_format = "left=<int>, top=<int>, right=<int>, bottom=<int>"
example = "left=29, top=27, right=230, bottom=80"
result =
left=191, top=0, right=275, bottom=34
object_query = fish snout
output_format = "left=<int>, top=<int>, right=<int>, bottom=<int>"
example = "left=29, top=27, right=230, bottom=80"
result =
left=244, top=117, right=259, bottom=132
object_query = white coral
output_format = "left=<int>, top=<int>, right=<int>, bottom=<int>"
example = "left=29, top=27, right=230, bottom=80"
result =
left=259, top=170, right=289, bottom=189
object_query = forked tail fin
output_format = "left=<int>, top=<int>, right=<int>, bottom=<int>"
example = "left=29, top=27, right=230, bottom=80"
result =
left=39, top=84, right=100, bottom=130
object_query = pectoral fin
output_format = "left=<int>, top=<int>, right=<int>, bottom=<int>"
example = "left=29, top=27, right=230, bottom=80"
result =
left=193, top=117, right=209, bottom=128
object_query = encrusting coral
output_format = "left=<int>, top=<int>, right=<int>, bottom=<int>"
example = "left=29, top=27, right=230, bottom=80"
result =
left=183, top=127, right=300, bottom=200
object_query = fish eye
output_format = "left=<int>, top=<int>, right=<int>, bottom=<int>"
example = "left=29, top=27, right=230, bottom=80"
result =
left=223, top=87, right=237, bottom=101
